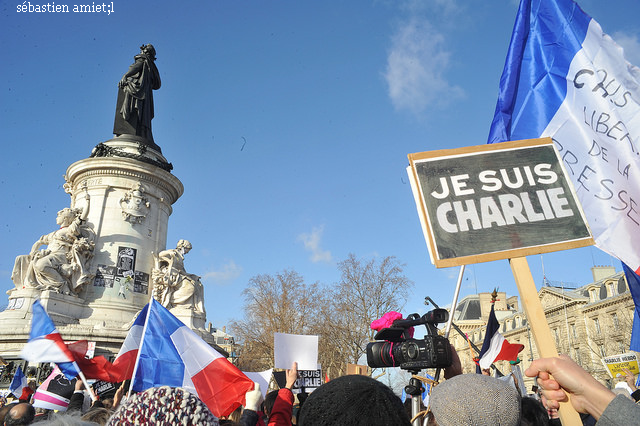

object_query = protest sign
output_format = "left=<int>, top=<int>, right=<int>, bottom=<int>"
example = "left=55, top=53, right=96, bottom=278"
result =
left=273, top=368, right=322, bottom=394
left=408, top=138, right=593, bottom=268
left=601, top=353, right=640, bottom=378
left=273, top=332, right=318, bottom=370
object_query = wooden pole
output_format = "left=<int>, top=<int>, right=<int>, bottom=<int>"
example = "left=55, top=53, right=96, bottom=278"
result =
left=509, top=256, right=582, bottom=426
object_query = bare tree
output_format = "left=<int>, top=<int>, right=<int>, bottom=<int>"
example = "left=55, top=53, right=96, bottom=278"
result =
left=325, top=253, right=413, bottom=377
left=230, top=269, right=324, bottom=371
left=230, top=254, right=412, bottom=380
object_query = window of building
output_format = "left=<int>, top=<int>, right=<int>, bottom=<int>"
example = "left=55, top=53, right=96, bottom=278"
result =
left=608, top=282, right=616, bottom=297
left=554, top=328, right=559, bottom=344
left=598, top=344, right=606, bottom=357
left=589, top=288, right=597, bottom=302
left=570, top=323, right=577, bottom=340
left=612, top=313, right=619, bottom=328
left=593, top=318, right=601, bottom=334
left=619, top=341, right=626, bottom=354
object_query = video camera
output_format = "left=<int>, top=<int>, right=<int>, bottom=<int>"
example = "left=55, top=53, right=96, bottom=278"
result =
left=366, top=309, right=452, bottom=371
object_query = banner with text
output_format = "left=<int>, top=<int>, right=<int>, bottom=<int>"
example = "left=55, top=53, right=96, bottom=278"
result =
left=408, top=138, right=593, bottom=267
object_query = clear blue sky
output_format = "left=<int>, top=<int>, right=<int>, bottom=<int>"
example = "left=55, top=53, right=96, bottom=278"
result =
left=1, top=0, right=638, bottom=329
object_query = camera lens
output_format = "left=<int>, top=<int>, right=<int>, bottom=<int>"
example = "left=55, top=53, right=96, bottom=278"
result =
left=406, top=342, right=419, bottom=359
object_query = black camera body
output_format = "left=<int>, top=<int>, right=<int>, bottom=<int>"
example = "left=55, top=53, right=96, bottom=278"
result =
left=366, top=309, right=452, bottom=371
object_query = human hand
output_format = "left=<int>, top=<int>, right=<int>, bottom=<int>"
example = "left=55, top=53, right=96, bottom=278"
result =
left=525, top=355, right=615, bottom=420
left=285, top=362, right=298, bottom=390
left=622, top=368, right=637, bottom=391
left=244, top=383, right=263, bottom=411
left=444, top=344, right=462, bottom=379
left=74, top=379, right=85, bottom=391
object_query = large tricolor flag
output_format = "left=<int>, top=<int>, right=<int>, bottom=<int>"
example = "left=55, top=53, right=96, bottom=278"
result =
left=118, top=299, right=254, bottom=418
left=487, top=0, right=640, bottom=273
left=21, top=301, right=80, bottom=380
left=9, top=365, right=27, bottom=399
left=476, top=304, right=524, bottom=373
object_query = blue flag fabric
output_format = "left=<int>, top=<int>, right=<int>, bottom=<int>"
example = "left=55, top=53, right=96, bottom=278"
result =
left=622, top=263, right=640, bottom=351
left=9, top=365, right=27, bottom=398
left=488, top=0, right=640, bottom=272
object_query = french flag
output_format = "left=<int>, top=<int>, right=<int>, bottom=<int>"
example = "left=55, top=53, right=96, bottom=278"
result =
left=118, top=299, right=254, bottom=418
left=9, top=365, right=27, bottom=399
left=476, top=303, right=524, bottom=372
left=21, top=301, right=80, bottom=380
left=488, top=0, right=640, bottom=273
left=110, top=303, right=148, bottom=381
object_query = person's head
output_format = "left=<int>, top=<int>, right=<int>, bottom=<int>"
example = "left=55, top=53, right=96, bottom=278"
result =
left=263, top=390, right=279, bottom=418
left=298, top=375, right=410, bottom=426
left=429, top=374, right=521, bottom=426
left=4, top=402, right=35, bottom=426
left=0, top=404, right=13, bottom=424
left=107, top=386, right=218, bottom=425
left=520, top=396, right=549, bottom=426
left=81, top=407, right=113, bottom=425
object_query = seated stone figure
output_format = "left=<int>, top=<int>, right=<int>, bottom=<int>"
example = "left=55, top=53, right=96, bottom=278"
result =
left=151, top=240, right=205, bottom=314
left=11, top=194, right=95, bottom=296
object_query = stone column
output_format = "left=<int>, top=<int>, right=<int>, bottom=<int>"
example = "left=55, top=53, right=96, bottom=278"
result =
left=65, top=136, right=183, bottom=326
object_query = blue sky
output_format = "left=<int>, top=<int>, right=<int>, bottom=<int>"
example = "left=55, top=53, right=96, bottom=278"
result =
left=1, top=0, right=638, bottom=329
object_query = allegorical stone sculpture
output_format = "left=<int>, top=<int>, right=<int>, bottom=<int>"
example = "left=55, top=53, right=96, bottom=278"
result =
left=151, top=240, right=206, bottom=314
left=113, top=44, right=161, bottom=145
left=11, top=192, right=95, bottom=296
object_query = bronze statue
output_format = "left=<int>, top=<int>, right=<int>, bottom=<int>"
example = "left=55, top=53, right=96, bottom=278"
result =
left=113, top=44, right=161, bottom=145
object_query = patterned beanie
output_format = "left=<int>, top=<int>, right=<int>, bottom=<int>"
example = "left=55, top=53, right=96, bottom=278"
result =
left=298, top=374, right=411, bottom=426
left=430, top=374, right=521, bottom=426
left=107, top=386, right=219, bottom=426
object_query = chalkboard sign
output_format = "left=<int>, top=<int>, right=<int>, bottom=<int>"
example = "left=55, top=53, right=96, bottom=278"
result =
left=407, top=138, right=593, bottom=267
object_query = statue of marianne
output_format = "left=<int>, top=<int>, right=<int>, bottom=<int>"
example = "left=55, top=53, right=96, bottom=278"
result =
left=113, top=44, right=161, bottom=145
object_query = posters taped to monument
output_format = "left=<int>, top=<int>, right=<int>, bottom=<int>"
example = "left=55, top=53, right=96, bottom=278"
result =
left=407, top=138, right=594, bottom=268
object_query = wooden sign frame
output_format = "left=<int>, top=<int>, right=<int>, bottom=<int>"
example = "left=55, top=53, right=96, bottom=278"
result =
left=408, top=138, right=594, bottom=268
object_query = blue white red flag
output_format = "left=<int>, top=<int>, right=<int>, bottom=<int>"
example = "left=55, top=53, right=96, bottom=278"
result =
left=9, top=365, right=27, bottom=399
left=476, top=304, right=524, bottom=373
left=122, top=299, right=254, bottom=418
left=21, top=301, right=80, bottom=380
left=110, top=303, right=148, bottom=382
left=488, top=0, right=640, bottom=273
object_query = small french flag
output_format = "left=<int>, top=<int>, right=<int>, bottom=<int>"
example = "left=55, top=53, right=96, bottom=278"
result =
left=20, top=301, right=80, bottom=380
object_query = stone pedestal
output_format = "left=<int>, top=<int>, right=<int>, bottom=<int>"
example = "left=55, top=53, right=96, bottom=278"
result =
left=0, top=136, right=220, bottom=360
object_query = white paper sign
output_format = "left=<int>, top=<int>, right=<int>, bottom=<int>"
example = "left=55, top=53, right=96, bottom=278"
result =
left=242, top=369, right=273, bottom=400
left=273, top=332, right=318, bottom=370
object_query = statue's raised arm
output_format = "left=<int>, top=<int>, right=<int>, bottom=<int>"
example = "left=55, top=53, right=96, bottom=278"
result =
left=113, top=44, right=161, bottom=146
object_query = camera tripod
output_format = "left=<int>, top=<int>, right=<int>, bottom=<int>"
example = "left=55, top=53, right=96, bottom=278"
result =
left=405, top=370, right=426, bottom=426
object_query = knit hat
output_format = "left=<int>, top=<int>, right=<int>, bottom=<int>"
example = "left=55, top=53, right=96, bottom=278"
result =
left=107, top=386, right=219, bottom=425
left=298, top=374, right=411, bottom=426
left=429, top=374, right=521, bottom=426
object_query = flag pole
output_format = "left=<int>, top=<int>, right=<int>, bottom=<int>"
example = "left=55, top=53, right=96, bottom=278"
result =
left=127, top=299, right=153, bottom=400
left=76, top=368, right=97, bottom=402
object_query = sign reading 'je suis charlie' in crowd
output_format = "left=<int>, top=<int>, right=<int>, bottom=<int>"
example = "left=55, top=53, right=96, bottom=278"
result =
left=408, top=138, right=594, bottom=268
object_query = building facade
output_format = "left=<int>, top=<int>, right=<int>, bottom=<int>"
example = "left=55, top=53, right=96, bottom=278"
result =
left=449, top=266, right=637, bottom=391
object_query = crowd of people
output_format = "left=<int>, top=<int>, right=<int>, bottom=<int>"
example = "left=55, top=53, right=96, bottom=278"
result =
left=1, top=351, right=639, bottom=425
